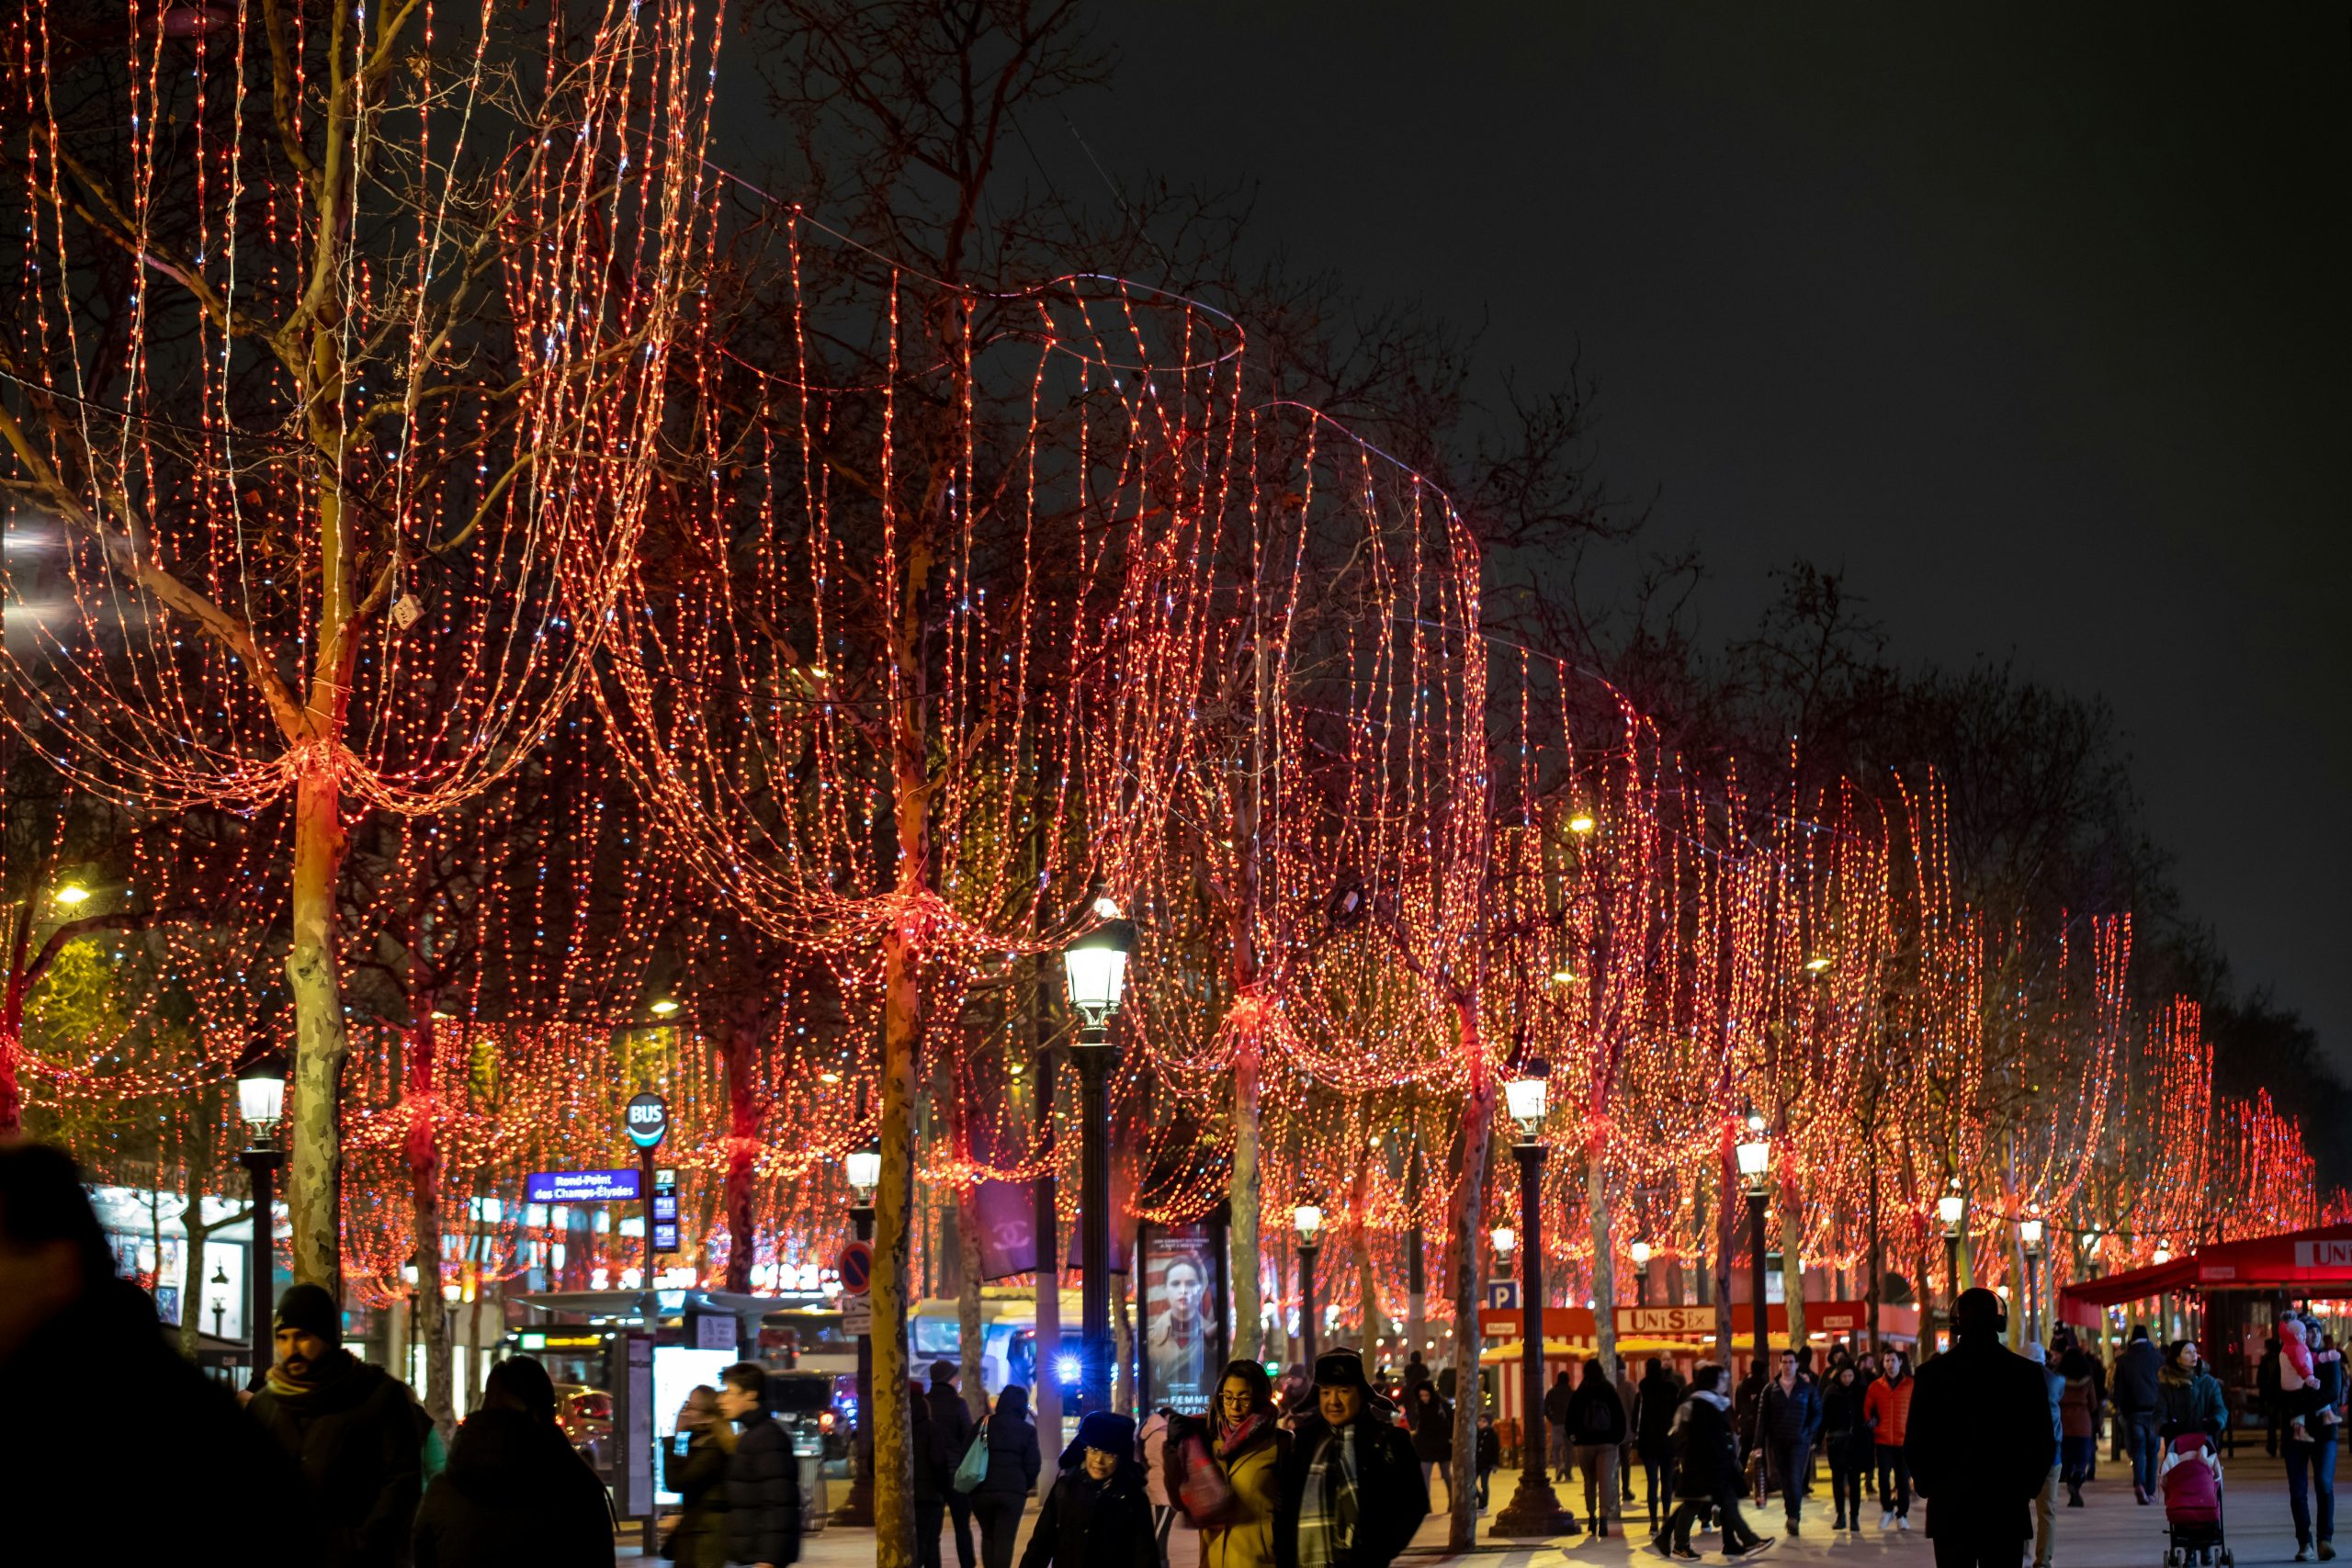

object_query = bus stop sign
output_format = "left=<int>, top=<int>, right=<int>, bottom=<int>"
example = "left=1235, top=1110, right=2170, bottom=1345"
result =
left=624, top=1092, right=668, bottom=1150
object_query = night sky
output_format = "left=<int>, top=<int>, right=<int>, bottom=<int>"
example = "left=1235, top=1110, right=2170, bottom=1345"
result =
left=1057, top=6, right=2350, bottom=1068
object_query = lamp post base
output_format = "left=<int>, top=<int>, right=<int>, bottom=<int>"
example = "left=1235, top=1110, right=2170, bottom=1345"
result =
left=1490, top=1468, right=1579, bottom=1538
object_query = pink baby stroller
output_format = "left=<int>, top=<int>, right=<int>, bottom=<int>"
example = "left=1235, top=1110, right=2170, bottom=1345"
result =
left=2159, top=1432, right=2231, bottom=1568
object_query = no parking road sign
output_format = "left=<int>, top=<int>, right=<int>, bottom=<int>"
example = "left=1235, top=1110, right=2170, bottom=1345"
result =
left=837, top=1240, right=873, bottom=1296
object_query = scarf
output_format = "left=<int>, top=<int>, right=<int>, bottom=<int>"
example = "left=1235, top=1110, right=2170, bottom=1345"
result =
left=1217, top=1410, right=1273, bottom=1461
left=1295, top=1422, right=1361, bottom=1568
left=265, top=1347, right=359, bottom=1400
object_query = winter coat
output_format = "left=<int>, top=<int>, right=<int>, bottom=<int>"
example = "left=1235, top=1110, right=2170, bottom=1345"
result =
left=662, top=1428, right=730, bottom=1568
left=1272, top=1409, right=1430, bottom=1568
left=1733, top=1372, right=1766, bottom=1450
left=248, top=1349, right=430, bottom=1568
left=1475, top=1426, right=1501, bottom=1473
left=1670, top=1390, right=1740, bottom=1501
left=930, top=1381, right=978, bottom=1493
left=2060, top=1377, right=2098, bottom=1440
left=1019, top=1459, right=1159, bottom=1568
left=1864, top=1373, right=1914, bottom=1448
left=1634, top=1371, right=1681, bottom=1459
left=1566, top=1375, right=1628, bottom=1446
left=1821, top=1378, right=1870, bottom=1463
left=2158, top=1364, right=2227, bottom=1438
left=1762, top=1373, right=1823, bottom=1447
left=412, top=1407, right=614, bottom=1568
left=1201, top=1420, right=1289, bottom=1568
left=3, top=1279, right=324, bottom=1566
left=1407, top=1391, right=1453, bottom=1462
left=1904, top=1334, right=2053, bottom=1542
left=723, top=1410, right=802, bottom=1566
left=2113, top=1338, right=2164, bottom=1415
left=1543, top=1375, right=1576, bottom=1427
left=975, top=1391, right=1045, bottom=1501
left=910, top=1391, right=944, bottom=1506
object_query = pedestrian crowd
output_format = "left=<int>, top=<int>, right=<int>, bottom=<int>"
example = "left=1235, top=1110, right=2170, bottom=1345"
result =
left=6, top=1141, right=2346, bottom=1568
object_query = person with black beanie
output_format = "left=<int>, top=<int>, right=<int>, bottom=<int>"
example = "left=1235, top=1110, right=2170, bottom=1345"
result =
left=248, top=1280, right=433, bottom=1568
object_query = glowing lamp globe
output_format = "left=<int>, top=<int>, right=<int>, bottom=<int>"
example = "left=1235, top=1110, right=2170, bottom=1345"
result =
left=843, top=1146, right=881, bottom=1199
left=1504, top=1061, right=1549, bottom=1139
left=1937, top=1193, right=1967, bottom=1232
left=1491, top=1225, right=1517, bottom=1258
left=1629, top=1240, right=1654, bottom=1268
left=1293, top=1202, right=1324, bottom=1246
left=1061, top=918, right=1138, bottom=1025
left=236, top=1052, right=288, bottom=1132
left=1735, top=1115, right=1770, bottom=1184
left=2152, top=1244, right=2173, bottom=1266
left=2019, top=1218, right=2045, bottom=1248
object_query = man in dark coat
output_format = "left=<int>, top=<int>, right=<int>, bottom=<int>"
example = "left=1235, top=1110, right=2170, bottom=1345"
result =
left=248, top=1280, right=430, bottom=1568
left=718, top=1360, right=802, bottom=1568
left=0, top=1143, right=323, bottom=1565
left=1275, top=1348, right=1430, bottom=1568
left=2112, top=1325, right=2165, bottom=1502
left=930, top=1360, right=980, bottom=1568
left=1905, top=1289, right=2054, bottom=1568
left=412, top=1356, right=615, bottom=1568
left=1760, top=1348, right=1824, bottom=1533
left=1634, top=1357, right=1684, bottom=1531
left=1543, top=1368, right=1577, bottom=1482
left=1018, top=1411, right=1158, bottom=1568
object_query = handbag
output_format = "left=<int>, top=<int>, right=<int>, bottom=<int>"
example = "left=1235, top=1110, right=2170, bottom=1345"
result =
left=952, top=1427, right=990, bottom=1494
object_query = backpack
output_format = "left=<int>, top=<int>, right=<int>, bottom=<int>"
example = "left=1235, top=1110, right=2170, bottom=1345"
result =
left=951, top=1427, right=989, bottom=1493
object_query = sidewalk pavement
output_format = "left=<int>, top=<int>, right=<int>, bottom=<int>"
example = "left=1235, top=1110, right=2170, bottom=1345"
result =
left=623, top=1450, right=2327, bottom=1565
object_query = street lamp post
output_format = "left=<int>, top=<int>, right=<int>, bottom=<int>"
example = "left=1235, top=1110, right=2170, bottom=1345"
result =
left=2019, top=1219, right=2045, bottom=1347
left=1062, top=913, right=1137, bottom=1416
left=1630, top=1240, right=1654, bottom=1309
left=1736, top=1113, right=1772, bottom=1383
left=1295, top=1202, right=1324, bottom=1368
left=1493, top=1061, right=1577, bottom=1538
left=235, top=1050, right=288, bottom=1389
left=1937, top=1192, right=1967, bottom=1354
left=838, top=1145, right=880, bottom=1526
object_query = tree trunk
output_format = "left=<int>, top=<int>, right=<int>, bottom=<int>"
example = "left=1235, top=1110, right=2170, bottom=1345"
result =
left=1588, top=1150, right=1617, bottom=1379
left=405, top=1014, right=453, bottom=1431
left=1230, top=1038, right=1263, bottom=1361
left=722, top=1013, right=763, bottom=1293
left=1407, top=1147, right=1427, bottom=1363
left=1713, top=1132, right=1736, bottom=1373
left=875, top=906, right=922, bottom=1564
left=1446, top=996, right=1497, bottom=1551
left=1350, top=1147, right=1381, bottom=1355
left=0, top=953, right=28, bottom=1138
left=287, top=764, right=351, bottom=1297
left=1866, top=1156, right=1883, bottom=1356
left=952, top=1087, right=984, bottom=1416
left=1029, top=1009, right=1061, bottom=1446
left=1779, top=1177, right=1805, bottom=1351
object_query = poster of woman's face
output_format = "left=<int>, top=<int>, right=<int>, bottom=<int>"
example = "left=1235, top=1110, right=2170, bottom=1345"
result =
left=1146, top=1227, right=1217, bottom=1415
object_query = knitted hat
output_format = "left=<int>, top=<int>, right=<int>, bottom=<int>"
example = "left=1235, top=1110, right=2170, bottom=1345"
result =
left=273, top=1282, right=342, bottom=1346
left=1073, top=1410, right=1136, bottom=1457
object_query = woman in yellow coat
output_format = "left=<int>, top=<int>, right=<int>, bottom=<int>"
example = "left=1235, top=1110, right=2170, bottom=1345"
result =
left=1201, top=1359, right=1291, bottom=1568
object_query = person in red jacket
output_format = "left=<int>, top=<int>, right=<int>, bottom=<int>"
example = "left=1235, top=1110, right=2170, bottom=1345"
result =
left=1866, top=1351, right=1917, bottom=1530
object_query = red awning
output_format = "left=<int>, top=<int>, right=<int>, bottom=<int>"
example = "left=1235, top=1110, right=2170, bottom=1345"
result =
left=2058, top=1223, right=2352, bottom=1326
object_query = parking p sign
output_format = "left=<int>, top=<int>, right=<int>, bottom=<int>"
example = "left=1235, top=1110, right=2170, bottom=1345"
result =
left=625, top=1091, right=668, bottom=1151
